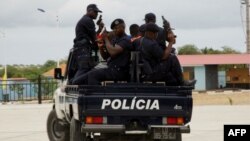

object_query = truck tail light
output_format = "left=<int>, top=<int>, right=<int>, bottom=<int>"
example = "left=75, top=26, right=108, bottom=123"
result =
left=85, top=116, right=107, bottom=124
left=177, top=117, right=184, bottom=125
left=163, top=117, right=184, bottom=125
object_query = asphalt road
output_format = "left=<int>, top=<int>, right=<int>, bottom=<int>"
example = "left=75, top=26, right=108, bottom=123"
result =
left=0, top=104, right=249, bottom=141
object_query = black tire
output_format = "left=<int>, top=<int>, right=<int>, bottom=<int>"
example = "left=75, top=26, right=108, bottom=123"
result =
left=70, top=118, right=86, bottom=141
left=47, top=109, right=70, bottom=141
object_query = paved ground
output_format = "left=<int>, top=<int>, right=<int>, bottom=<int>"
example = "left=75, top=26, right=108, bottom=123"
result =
left=0, top=104, right=250, bottom=141
left=193, top=92, right=250, bottom=105
left=183, top=105, right=250, bottom=141
left=0, top=104, right=51, bottom=141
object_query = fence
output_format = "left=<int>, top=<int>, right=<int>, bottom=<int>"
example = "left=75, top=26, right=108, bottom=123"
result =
left=0, top=76, right=59, bottom=103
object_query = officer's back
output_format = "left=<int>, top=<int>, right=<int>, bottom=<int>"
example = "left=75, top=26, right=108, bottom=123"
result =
left=71, top=4, right=102, bottom=85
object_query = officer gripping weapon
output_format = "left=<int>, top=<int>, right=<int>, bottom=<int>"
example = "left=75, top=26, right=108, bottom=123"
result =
left=71, top=4, right=102, bottom=85
left=162, top=16, right=177, bottom=54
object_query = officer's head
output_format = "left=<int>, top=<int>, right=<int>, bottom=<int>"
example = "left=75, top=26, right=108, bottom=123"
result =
left=111, top=18, right=125, bottom=37
left=129, top=24, right=139, bottom=37
left=144, top=13, right=156, bottom=23
left=145, top=23, right=159, bottom=39
left=86, top=4, right=102, bottom=19
left=139, top=24, right=146, bottom=37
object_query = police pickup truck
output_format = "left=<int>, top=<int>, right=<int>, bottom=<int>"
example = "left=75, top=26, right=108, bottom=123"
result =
left=46, top=49, right=194, bottom=141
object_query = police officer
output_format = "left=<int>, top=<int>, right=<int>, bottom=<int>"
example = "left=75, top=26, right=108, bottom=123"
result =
left=129, top=24, right=141, bottom=41
left=143, top=13, right=166, bottom=49
left=140, top=23, right=196, bottom=86
left=87, top=18, right=132, bottom=85
left=72, top=4, right=102, bottom=85
left=129, top=24, right=143, bottom=51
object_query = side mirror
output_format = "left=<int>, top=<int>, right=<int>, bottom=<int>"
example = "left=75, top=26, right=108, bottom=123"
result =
left=54, top=68, right=63, bottom=79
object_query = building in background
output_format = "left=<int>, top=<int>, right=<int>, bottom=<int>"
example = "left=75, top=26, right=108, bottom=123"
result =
left=41, top=54, right=250, bottom=91
left=178, top=54, right=250, bottom=90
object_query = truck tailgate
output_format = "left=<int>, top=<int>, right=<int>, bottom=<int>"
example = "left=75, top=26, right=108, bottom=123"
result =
left=65, top=85, right=193, bottom=119
left=79, top=94, right=192, bottom=117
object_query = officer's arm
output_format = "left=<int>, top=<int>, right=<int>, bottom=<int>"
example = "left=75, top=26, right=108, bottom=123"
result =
left=104, top=37, right=123, bottom=57
left=162, top=33, right=175, bottom=60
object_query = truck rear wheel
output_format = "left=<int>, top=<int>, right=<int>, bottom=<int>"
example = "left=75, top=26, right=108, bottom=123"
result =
left=47, top=109, right=69, bottom=141
left=70, top=118, right=86, bottom=141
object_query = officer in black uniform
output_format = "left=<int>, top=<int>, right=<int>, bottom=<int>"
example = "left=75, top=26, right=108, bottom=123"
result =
left=71, top=19, right=132, bottom=85
left=139, top=23, right=196, bottom=86
left=87, top=18, right=132, bottom=85
left=143, top=13, right=166, bottom=49
left=72, top=4, right=102, bottom=84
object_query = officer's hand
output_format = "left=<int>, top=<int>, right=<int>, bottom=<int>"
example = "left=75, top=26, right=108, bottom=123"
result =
left=102, top=30, right=108, bottom=39
left=96, top=15, right=102, bottom=25
left=167, top=32, right=176, bottom=44
left=98, top=22, right=104, bottom=29
left=107, top=31, right=115, bottom=41
left=97, top=40, right=105, bottom=49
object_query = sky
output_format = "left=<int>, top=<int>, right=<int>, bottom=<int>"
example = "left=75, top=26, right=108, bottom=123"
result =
left=0, top=0, right=247, bottom=65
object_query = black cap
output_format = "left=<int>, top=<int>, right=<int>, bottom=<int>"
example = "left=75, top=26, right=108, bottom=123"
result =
left=111, top=18, right=125, bottom=29
left=144, top=13, right=156, bottom=22
left=87, top=4, right=102, bottom=13
left=145, top=23, right=159, bottom=33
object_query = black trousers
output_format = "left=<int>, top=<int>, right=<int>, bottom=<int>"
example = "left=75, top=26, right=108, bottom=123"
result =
left=72, top=68, right=91, bottom=85
left=147, top=54, right=184, bottom=85
left=71, top=45, right=93, bottom=85
left=87, top=68, right=128, bottom=85
left=72, top=67, right=128, bottom=85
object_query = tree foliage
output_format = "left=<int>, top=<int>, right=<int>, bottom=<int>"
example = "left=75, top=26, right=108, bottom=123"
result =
left=178, top=45, right=240, bottom=55
left=177, top=44, right=201, bottom=55
left=0, top=60, right=59, bottom=80
left=41, top=60, right=57, bottom=72
left=221, top=46, right=240, bottom=54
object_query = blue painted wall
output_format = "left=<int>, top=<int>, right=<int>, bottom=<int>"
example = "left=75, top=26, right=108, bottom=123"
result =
left=194, top=66, right=206, bottom=90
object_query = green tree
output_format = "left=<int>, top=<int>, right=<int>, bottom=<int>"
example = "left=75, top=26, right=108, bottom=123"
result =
left=201, top=47, right=221, bottom=54
left=177, top=44, right=201, bottom=55
left=5, top=65, right=19, bottom=78
left=60, top=56, right=68, bottom=64
left=221, top=46, right=240, bottom=54
left=22, top=67, right=42, bottom=80
left=41, top=60, right=57, bottom=72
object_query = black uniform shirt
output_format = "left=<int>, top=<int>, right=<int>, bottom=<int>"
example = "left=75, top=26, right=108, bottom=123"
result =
left=74, top=15, right=96, bottom=44
left=140, top=24, right=166, bottom=49
left=131, top=37, right=141, bottom=51
left=107, top=34, right=132, bottom=70
left=157, top=27, right=166, bottom=49
left=140, top=37, right=164, bottom=67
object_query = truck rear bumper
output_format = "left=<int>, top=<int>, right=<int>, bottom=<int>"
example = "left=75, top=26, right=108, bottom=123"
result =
left=81, top=124, right=190, bottom=134
left=82, top=124, right=125, bottom=133
left=149, top=125, right=190, bottom=133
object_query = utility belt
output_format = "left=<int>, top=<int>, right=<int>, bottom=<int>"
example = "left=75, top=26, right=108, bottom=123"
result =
left=74, top=41, right=96, bottom=69
left=74, top=38, right=92, bottom=48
